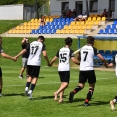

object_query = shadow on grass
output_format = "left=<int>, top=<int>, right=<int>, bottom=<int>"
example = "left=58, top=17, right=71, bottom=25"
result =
left=4, top=93, right=25, bottom=97
left=32, top=95, right=68, bottom=101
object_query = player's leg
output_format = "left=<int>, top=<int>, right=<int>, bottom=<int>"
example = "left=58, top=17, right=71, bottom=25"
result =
left=54, top=82, right=68, bottom=101
left=84, top=83, right=95, bottom=106
left=19, top=58, right=25, bottom=79
left=0, top=67, right=3, bottom=96
left=69, top=71, right=86, bottom=103
left=54, top=71, right=69, bottom=102
left=28, top=66, right=40, bottom=99
left=84, top=70, right=96, bottom=106
left=59, top=91, right=64, bottom=103
left=110, top=95, right=117, bottom=111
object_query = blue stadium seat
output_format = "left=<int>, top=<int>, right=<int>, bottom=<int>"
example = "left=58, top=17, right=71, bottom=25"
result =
left=59, top=25, right=64, bottom=29
left=105, top=50, right=111, bottom=55
left=103, top=29, right=109, bottom=34
left=47, top=29, right=51, bottom=34
left=114, top=21, right=117, bottom=24
left=31, top=29, right=35, bottom=34
left=111, top=24, right=116, bottom=29
left=55, top=25, right=59, bottom=29
left=66, top=18, right=70, bottom=22
left=38, top=29, right=43, bottom=34
left=109, top=29, right=114, bottom=34
left=98, top=29, right=103, bottom=34
left=112, top=50, right=117, bottom=56
left=35, top=29, right=39, bottom=34
left=99, top=50, right=104, bottom=54
left=42, top=29, right=47, bottom=34
left=106, top=25, right=111, bottom=29
left=51, top=29, right=56, bottom=34
left=114, top=29, right=117, bottom=34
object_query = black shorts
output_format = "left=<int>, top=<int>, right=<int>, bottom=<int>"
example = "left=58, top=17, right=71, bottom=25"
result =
left=27, top=65, right=40, bottom=78
left=58, top=71, right=70, bottom=83
left=79, top=70, right=96, bottom=84
left=0, top=67, right=2, bottom=77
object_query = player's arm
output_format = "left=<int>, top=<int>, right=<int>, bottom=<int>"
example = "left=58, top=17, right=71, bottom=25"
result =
left=50, top=56, right=58, bottom=66
left=97, top=53, right=108, bottom=68
left=21, top=38, right=26, bottom=45
left=42, top=50, right=50, bottom=66
left=1, top=52, right=17, bottom=61
left=71, top=57, right=80, bottom=65
left=15, top=49, right=27, bottom=59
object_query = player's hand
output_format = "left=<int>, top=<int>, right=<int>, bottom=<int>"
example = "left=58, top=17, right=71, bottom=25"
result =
left=13, top=57, right=17, bottom=62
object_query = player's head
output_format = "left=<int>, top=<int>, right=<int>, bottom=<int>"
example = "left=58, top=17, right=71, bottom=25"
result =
left=87, top=36, right=95, bottom=45
left=38, top=36, right=45, bottom=43
left=65, top=37, right=73, bottom=46
left=0, top=36, right=2, bottom=46
left=25, top=38, right=29, bottom=44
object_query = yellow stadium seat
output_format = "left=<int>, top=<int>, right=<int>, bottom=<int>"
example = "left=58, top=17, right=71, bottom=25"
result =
left=97, top=17, right=101, bottom=21
left=81, top=25, right=87, bottom=30
left=7, top=30, right=12, bottom=34
left=102, top=17, right=106, bottom=21
left=69, top=30, right=75, bottom=34
left=74, top=29, right=80, bottom=34
left=56, top=30, right=61, bottom=34
left=86, top=25, right=92, bottom=30
left=45, top=18, right=49, bottom=22
left=31, top=19, right=35, bottom=22
left=65, top=30, right=70, bottom=34
left=79, top=30, right=84, bottom=34
left=15, top=26, right=20, bottom=30
left=89, top=21, right=94, bottom=25
left=23, top=22, right=28, bottom=26
left=70, top=21, right=76, bottom=26
left=68, top=25, right=73, bottom=30
left=64, top=25, right=69, bottom=30
left=93, top=20, right=99, bottom=25
left=77, top=25, right=82, bottom=30
left=80, top=21, right=85, bottom=25
left=50, top=18, right=53, bottom=22
left=88, top=17, right=92, bottom=21
left=92, top=17, right=96, bottom=21
left=76, top=21, right=80, bottom=26
left=60, top=29, right=65, bottom=34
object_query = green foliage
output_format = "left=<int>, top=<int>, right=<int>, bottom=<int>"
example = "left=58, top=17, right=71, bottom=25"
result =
left=0, top=0, right=49, bottom=6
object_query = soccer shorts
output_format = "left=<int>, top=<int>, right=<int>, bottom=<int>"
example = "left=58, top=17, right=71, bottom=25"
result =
left=0, top=67, right=2, bottom=77
left=79, top=70, right=96, bottom=84
left=22, top=58, right=28, bottom=68
left=27, top=65, right=40, bottom=78
left=58, top=71, right=70, bottom=83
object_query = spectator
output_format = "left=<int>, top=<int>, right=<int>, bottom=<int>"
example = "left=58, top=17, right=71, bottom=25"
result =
left=72, top=9, right=77, bottom=18
left=107, top=8, right=112, bottom=21
left=67, top=9, right=72, bottom=18
left=61, top=10, right=67, bottom=18
left=74, top=12, right=83, bottom=21
left=82, top=12, right=87, bottom=21
left=40, top=15, right=45, bottom=26
left=100, top=9, right=108, bottom=17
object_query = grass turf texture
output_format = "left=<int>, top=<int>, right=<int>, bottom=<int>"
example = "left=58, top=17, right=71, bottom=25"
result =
left=0, top=37, right=117, bottom=116
left=0, top=19, right=116, bottom=116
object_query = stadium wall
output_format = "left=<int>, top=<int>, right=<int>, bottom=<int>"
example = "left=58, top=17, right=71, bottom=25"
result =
left=50, top=0, right=117, bottom=19
left=0, top=4, right=35, bottom=20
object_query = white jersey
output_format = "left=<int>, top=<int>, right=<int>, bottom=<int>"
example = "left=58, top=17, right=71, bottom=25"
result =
left=56, top=47, right=74, bottom=71
left=26, top=41, right=45, bottom=66
left=0, top=46, right=3, bottom=53
left=79, top=45, right=98, bottom=71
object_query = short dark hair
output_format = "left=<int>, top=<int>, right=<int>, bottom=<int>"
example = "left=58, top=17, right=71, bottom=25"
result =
left=38, top=36, right=45, bottom=42
left=65, top=37, right=72, bottom=45
left=87, top=36, right=95, bottom=44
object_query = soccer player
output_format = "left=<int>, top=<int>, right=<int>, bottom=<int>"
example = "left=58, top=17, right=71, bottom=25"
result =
left=69, top=36, right=108, bottom=106
left=0, top=36, right=17, bottom=96
left=15, top=36, right=50, bottom=99
left=107, top=55, right=117, bottom=111
left=19, top=37, right=29, bottom=79
left=50, top=37, right=80, bottom=103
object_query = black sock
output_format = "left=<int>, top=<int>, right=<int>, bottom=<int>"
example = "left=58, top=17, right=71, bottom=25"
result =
left=26, top=82, right=31, bottom=88
left=30, top=84, right=35, bottom=91
left=85, top=88, right=94, bottom=103
left=73, top=86, right=82, bottom=94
